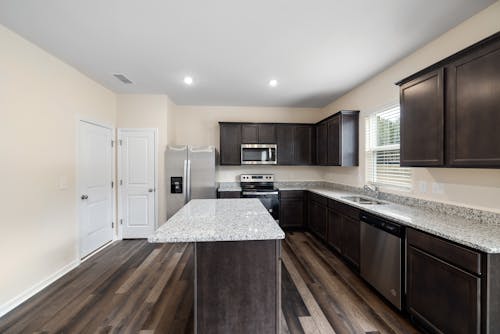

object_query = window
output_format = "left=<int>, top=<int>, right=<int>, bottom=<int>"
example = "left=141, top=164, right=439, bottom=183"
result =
left=365, top=105, right=411, bottom=189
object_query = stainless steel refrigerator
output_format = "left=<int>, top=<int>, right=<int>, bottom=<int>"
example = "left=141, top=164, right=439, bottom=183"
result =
left=166, top=145, right=216, bottom=219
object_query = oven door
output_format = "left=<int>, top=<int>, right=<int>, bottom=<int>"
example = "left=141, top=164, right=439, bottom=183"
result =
left=241, top=144, right=277, bottom=165
left=241, top=191, right=279, bottom=220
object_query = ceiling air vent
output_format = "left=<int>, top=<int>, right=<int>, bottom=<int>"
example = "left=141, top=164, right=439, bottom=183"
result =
left=113, top=74, right=133, bottom=84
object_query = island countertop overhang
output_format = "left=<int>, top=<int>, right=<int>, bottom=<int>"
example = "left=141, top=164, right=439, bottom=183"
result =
left=148, top=198, right=285, bottom=243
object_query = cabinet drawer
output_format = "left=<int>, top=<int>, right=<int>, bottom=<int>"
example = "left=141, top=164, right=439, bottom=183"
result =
left=218, top=191, right=241, bottom=199
left=407, top=228, right=481, bottom=275
left=332, top=200, right=360, bottom=220
left=309, top=192, right=328, bottom=206
left=280, top=190, right=304, bottom=199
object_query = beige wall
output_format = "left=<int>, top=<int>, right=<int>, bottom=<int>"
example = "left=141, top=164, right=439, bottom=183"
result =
left=116, top=94, right=171, bottom=225
left=321, top=1, right=500, bottom=213
left=0, top=25, right=116, bottom=311
left=170, top=105, right=325, bottom=182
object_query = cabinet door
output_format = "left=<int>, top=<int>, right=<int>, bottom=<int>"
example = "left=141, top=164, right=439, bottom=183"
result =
left=400, top=69, right=444, bottom=166
left=309, top=201, right=327, bottom=240
left=294, top=126, right=314, bottom=165
left=218, top=191, right=241, bottom=198
left=327, top=116, right=340, bottom=166
left=316, top=123, right=328, bottom=165
left=326, top=209, right=341, bottom=253
left=280, top=198, right=304, bottom=228
left=277, top=125, right=294, bottom=165
left=258, top=125, right=276, bottom=143
left=446, top=39, right=500, bottom=167
left=241, top=124, right=259, bottom=143
left=220, top=124, right=241, bottom=165
left=407, top=246, right=480, bottom=334
left=340, top=215, right=360, bottom=269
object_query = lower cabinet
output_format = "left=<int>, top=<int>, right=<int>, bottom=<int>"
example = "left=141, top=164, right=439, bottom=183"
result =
left=407, top=228, right=482, bottom=334
left=407, top=246, right=480, bottom=334
left=279, top=190, right=305, bottom=228
left=326, top=200, right=360, bottom=269
left=217, top=191, right=241, bottom=198
left=308, top=193, right=327, bottom=240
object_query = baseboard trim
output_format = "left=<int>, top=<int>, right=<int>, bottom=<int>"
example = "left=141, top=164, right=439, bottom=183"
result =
left=0, top=259, right=79, bottom=318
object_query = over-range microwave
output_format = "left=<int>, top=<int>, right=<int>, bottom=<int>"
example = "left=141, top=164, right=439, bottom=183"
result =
left=241, top=144, right=277, bottom=165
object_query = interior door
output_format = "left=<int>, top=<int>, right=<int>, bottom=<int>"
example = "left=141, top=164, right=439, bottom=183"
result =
left=119, top=129, right=156, bottom=239
left=79, top=121, right=114, bottom=258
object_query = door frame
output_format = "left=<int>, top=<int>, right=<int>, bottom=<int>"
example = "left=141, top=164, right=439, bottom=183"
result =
left=76, top=118, right=117, bottom=259
left=117, top=128, right=159, bottom=240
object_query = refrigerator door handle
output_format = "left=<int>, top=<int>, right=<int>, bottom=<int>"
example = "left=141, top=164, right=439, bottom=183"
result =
left=186, top=160, right=192, bottom=202
left=183, top=160, right=188, bottom=204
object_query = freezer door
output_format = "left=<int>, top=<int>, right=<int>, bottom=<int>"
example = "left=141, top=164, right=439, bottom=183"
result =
left=166, top=145, right=188, bottom=219
left=188, top=146, right=216, bottom=200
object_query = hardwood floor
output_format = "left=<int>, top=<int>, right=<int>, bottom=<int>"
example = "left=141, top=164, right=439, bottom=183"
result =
left=0, top=232, right=420, bottom=333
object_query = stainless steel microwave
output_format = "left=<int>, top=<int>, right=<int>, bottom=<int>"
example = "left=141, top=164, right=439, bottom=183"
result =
left=241, top=144, right=277, bottom=164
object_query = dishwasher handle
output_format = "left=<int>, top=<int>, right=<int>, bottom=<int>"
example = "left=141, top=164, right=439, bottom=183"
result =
left=360, top=213, right=403, bottom=238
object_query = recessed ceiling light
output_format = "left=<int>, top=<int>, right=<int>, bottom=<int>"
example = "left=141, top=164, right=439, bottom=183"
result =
left=184, top=76, right=194, bottom=85
left=269, top=79, right=278, bottom=87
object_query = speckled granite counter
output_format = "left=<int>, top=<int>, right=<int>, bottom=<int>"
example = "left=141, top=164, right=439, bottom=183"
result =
left=280, top=186, right=500, bottom=253
left=149, top=198, right=284, bottom=243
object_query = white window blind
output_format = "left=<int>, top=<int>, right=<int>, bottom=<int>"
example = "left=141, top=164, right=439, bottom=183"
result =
left=365, top=105, right=411, bottom=189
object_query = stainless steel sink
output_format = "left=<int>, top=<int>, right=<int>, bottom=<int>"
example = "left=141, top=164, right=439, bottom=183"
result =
left=341, top=196, right=386, bottom=205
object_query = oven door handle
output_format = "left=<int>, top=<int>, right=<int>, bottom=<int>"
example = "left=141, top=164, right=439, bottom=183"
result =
left=242, top=191, right=279, bottom=196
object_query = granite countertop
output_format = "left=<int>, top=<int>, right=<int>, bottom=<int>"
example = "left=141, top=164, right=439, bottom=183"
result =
left=149, top=199, right=285, bottom=243
left=282, top=186, right=500, bottom=253
left=217, top=187, right=242, bottom=192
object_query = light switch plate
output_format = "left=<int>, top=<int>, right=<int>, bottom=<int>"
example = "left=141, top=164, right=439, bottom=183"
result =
left=418, top=181, right=427, bottom=193
left=431, top=182, right=444, bottom=194
left=59, top=175, right=68, bottom=190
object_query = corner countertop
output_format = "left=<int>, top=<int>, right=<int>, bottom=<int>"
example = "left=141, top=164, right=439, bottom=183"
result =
left=149, top=199, right=285, bottom=243
left=279, top=186, right=500, bottom=253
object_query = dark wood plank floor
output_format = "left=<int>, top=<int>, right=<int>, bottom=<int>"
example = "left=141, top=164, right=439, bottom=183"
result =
left=0, top=232, right=420, bottom=333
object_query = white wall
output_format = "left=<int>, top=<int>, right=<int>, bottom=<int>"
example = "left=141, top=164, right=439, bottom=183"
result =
left=169, top=105, right=325, bottom=182
left=320, top=1, right=500, bottom=213
left=116, top=94, right=171, bottom=225
left=0, top=25, right=116, bottom=311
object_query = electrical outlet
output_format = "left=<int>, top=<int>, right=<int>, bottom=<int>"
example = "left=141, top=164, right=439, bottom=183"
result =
left=418, top=181, right=427, bottom=193
left=431, top=182, right=444, bottom=194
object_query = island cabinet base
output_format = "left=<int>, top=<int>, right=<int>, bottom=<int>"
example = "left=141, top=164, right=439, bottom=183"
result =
left=195, top=240, right=281, bottom=334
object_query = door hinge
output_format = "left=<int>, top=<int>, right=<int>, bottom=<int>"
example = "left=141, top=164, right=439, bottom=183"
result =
left=112, top=221, right=114, bottom=228
left=120, top=219, right=123, bottom=225
left=119, top=139, right=122, bottom=146
left=111, top=140, right=114, bottom=148
left=120, top=180, right=123, bottom=186
left=111, top=181, right=114, bottom=188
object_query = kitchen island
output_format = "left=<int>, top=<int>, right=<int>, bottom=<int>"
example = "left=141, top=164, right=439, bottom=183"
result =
left=149, top=198, right=285, bottom=334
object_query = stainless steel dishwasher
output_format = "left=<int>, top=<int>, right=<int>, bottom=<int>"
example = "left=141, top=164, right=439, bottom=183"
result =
left=360, top=212, right=403, bottom=310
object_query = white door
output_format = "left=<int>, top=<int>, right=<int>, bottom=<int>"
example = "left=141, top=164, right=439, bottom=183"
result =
left=79, top=121, right=114, bottom=258
left=118, top=129, right=156, bottom=239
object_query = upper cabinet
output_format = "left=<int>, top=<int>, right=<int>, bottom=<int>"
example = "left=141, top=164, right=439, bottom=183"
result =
left=398, top=32, right=500, bottom=168
left=241, top=124, right=276, bottom=144
left=219, top=123, right=241, bottom=165
left=400, top=69, right=444, bottom=166
left=317, top=110, right=360, bottom=167
left=276, top=124, right=315, bottom=165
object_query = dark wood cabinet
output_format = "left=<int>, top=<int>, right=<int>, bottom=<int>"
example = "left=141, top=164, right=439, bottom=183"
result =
left=279, top=190, right=305, bottom=228
left=277, top=125, right=315, bottom=165
left=258, top=124, right=276, bottom=143
left=316, top=110, right=359, bottom=166
left=241, top=124, right=259, bottom=143
left=316, top=123, right=328, bottom=165
left=308, top=194, right=327, bottom=240
left=241, top=124, right=276, bottom=144
left=407, top=246, right=480, bottom=334
left=326, top=209, right=341, bottom=253
left=217, top=191, right=241, bottom=198
left=340, top=215, right=360, bottom=269
left=219, top=123, right=241, bottom=165
left=397, top=32, right=500, bottom=168
left=400, top=69, right=444, bottom=166
left=446, top=37, right=500, bottom=167
left=276, top=125, right=294, bottom=165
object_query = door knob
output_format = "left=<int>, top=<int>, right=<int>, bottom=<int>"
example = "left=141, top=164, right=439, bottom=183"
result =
left=81, top=194, right=89, bottom=200
left=148, top=189, right=154, bottom=193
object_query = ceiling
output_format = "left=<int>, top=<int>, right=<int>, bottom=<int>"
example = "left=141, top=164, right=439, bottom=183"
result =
left=0, top=0, right=495, bottom=107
